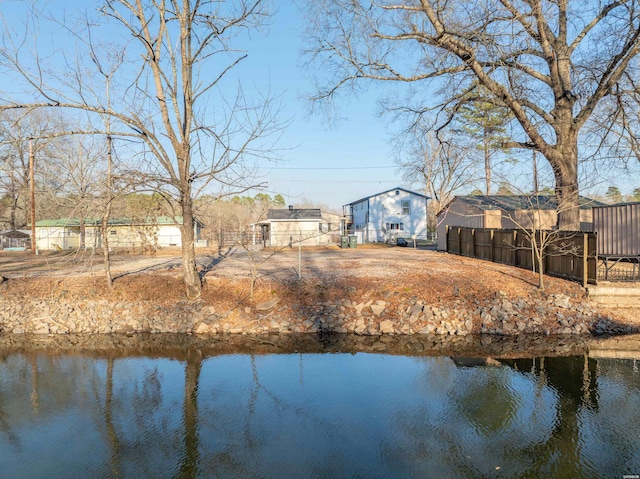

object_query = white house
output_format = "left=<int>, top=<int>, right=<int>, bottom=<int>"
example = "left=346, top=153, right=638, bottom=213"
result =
left=343, top=187, right=429, bottom=243
left=255, top=207, right=343, bottom=247
left=34, top=216, right=205, bottom=251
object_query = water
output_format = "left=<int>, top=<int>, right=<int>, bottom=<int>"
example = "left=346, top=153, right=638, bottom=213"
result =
left=0, top=334, right=639, bottom=479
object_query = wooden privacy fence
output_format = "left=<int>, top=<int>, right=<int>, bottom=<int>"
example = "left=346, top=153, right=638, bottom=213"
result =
left=446, top=226, right=598, bottom=287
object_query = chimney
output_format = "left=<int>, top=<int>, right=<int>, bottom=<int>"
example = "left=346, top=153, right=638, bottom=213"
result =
left=288, top=205, right=293, bottom=211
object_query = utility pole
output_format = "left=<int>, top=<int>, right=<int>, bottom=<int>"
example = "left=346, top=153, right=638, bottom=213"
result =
left=29, top=139, right=36, bottom=254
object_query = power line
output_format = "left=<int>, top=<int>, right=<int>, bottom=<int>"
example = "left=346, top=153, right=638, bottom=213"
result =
left=258, top=165, right=396, bottom=170
left=269, top=179, right=398, bottom=183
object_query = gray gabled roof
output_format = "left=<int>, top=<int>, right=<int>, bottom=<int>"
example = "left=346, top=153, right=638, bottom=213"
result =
left=32, top=216, right=205, bottom=228
left=345, top=186, right=430, bottom=206
left=267, top=208, right=322, bottom=220
left=0, top=229, right=31, bottom=238
left=445, top=195, right=606, bottom=212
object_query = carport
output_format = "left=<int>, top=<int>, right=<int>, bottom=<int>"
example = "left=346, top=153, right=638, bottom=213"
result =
left=0, top=229, right=31, bottom=250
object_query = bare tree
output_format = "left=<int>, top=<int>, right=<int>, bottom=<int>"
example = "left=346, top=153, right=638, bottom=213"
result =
left=45, top=136, right=107, bottom=248
left=396, top=129, right=477, bottom=230
left=0, top=0, right=282, bottom=299
left=0, top=110, right=60, bottom=229
left=304, top=0, right=640, bottom=230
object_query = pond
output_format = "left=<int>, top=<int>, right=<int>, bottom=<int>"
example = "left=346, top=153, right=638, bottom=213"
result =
left=0, top=334, right=639, bottom=479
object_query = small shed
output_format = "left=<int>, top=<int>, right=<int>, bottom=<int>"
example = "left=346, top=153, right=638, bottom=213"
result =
left=256, top=207, right=342, bottom=247
left=0, top=229, right=31, bottom=250
left=436, top=195, right=604, bottom=251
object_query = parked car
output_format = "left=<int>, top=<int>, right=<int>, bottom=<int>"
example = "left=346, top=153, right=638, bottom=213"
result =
left=396, top=237, right=408, bottom=247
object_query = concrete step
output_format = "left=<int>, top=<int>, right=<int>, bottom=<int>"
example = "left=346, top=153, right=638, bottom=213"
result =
left=587, top=283, right=640, bottom=307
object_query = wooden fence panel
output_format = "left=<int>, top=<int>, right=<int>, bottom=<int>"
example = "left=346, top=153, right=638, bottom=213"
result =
left=514, top=231, right=530, bottom=270
left=446, top=227, right=461, bottom=255
left=445, top=227, right=597, bottom=287
left=493, top=230, right=516, bottom=265
left=475, top=230, right=493, bottom=260
left=545, top=232, right=589, bottom=283
left=460, top=228, right=475, bottom=257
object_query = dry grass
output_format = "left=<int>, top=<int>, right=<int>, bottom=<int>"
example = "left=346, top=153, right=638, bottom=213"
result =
left=1, top=247, right=590, bottom=319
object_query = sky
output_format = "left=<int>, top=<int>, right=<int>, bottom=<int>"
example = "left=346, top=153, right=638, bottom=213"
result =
left=230, top=1, right=407, bottom=210
left=1, top=0, right=638, bottom=210
left=200, top=0, right=640, bottom=206
left=0, top=0, right=406, bottom=212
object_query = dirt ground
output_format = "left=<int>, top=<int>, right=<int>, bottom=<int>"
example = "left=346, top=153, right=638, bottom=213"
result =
left=0, top=245, right=638, bottom=326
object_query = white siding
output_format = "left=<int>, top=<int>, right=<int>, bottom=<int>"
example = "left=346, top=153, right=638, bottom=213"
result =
left=157, top=225, right=182, bottom=247
left=268, top=220, right=324, bottom=247
left=350, top=189, right=428, bottom=243
left=35, top=221, right=192, bottom=250
left=35, top=227, right=76, bottom=250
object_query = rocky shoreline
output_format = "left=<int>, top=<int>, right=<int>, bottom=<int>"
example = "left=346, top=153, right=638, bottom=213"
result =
left=1, top=287, right=636, bottom=336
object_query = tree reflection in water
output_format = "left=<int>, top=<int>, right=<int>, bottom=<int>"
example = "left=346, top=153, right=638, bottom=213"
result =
left=0, top=335, right=638, bottom=478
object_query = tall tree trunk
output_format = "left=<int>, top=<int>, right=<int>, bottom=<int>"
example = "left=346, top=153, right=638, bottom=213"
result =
left=550, top=141, right=580, bottom=231
left=102, top=134, right=113, bottom=289
left=10, top=195, right=18, bottom=230
left=533, top=150, right=538, bottom=194
left=29, top=139, right=36, bottom=254
left=80, top=217, right=86, bottom=249
left=484, top=130, right=491, bottom=195
left=181, top=186, right=201, bottom=300
left=102, top=211, right=113, bottom=288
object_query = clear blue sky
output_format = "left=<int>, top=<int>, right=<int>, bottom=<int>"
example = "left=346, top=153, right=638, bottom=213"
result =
left=234, top=0, right=640, bottom=205
left=0, top=0, right=406, bottom=212
left=1, top=0, right=637, bottom=208
left=232, top=1, right=407, bottom=210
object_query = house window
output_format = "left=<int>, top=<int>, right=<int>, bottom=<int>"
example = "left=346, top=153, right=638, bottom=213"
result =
left=402, top=200, right=410, bottom=215
left=385, top=223, right=404, bottom=230
left=109, top=230, right=117, bottom=235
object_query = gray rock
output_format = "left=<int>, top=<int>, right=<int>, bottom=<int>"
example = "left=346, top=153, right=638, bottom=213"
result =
left=419, top=324, right=436, bottom=334
left=551, top=294, right=571, bottom=308
left=194, top=322, right=211, bottom=334
left=370, top=301, right=386, bottom=317
left=256, top=298, right=280, bottom=311
left=379, top=320, right=395, bottom=334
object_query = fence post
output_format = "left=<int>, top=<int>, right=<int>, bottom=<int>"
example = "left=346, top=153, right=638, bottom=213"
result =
left=457, top=227, right=462, bottom=255
left=490, top=229, right=494, bottom=262
left=512, top=230, right=518, bottom=266
left=445, top=225, right=449, bottom=252
left=542, top=231, right=548, bottom=276
left=582, top=232, right=588, bottom=288
left=471, top=228, right=476, bottom=258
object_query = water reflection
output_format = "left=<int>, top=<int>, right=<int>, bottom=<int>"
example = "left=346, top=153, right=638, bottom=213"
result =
left=0, top=334, right=639, bottom=479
